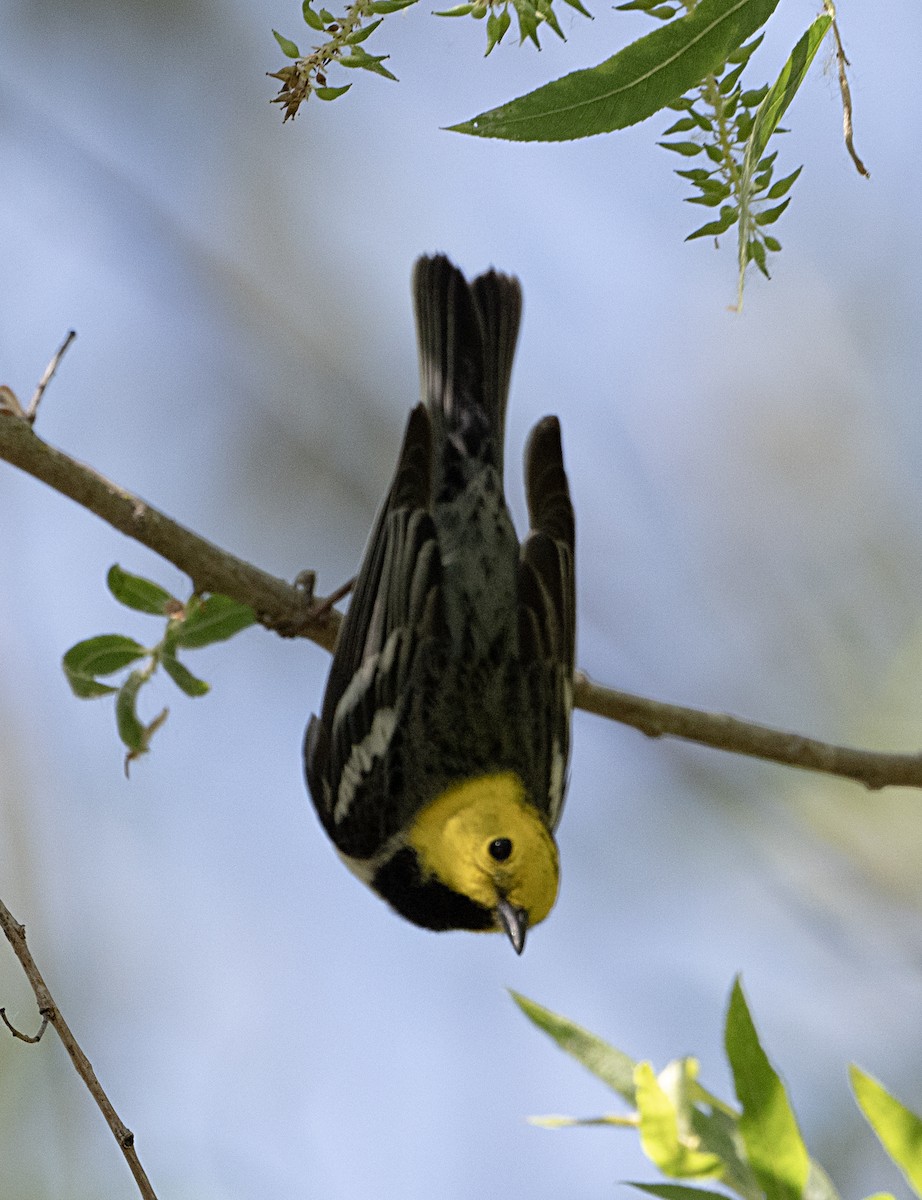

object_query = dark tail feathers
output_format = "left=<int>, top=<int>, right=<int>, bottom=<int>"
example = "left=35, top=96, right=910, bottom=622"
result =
left=413, top=254, right=522, bottom=496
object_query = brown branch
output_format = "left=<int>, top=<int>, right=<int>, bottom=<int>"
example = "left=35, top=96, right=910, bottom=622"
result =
left=574, top=672, right=922, bottom=791
left=0, top=412, right=340, bottom=652
left=3, top=405, right=922, bottom=792
left=0, top=896, right=159, bottom=1200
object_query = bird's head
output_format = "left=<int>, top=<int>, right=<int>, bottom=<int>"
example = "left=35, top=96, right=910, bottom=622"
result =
left=406, top=772, right=559, bottom=953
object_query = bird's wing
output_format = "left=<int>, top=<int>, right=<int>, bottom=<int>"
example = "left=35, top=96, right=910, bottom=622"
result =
left=518, top=415, right=576, bottom=829
left=305, top=404, right=446, bottom=854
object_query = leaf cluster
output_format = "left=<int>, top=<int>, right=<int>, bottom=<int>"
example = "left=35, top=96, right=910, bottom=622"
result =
left=655, top=6, right=833, bottom=306
left=270, top=0, right=414, bottom=120
left=514, top=980, right=922, bottom=1200
left=63, top=565, right=255, bottom=773
left=656, top=31, right=793, bottom=287
left=435, top=0, right=590, bottom=58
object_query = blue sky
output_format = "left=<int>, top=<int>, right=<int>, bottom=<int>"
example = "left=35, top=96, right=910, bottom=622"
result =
left=2, top=2, right=921, bottom=1197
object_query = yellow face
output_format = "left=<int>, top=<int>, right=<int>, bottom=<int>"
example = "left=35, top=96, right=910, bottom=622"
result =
left=406, top=772, right=560, bottom=933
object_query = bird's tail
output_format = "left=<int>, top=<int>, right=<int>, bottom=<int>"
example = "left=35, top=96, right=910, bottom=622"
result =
left=413, top=254, right=522, bottom=500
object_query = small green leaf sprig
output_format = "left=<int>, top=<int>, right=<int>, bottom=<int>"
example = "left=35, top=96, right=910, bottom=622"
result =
left=515, top=978, right=922, bottom=1200
left=63, top=565, right=255, bottom=774
left=638, top=0, right=833, bottom=306
left=435, top=0, right=591, bottom=58
left=270, top=0, right=414, bottom=120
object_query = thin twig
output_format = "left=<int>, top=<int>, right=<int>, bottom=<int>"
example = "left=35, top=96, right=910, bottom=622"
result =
left=27, top=330, right=77, bottom=423
left=824, top=2, right=869, bottom=179
left=309, top=573, right=356, bottom=620
left=3, top=408, right=922, bottom=793
left=574, top=673, right=922, bottom=791
left=0, top=896, right=159, bottom=1200
left=0, top=1007, right=49, bottom=1043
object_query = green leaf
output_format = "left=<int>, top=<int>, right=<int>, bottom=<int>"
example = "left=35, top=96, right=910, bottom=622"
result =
left=686, top=205, right=737, bottom=239
left=718, top=62, right=745, bottom=94
left=690, top=1106, right=764, bottom=1200
left=739, top=84, right=768, bottom=107
left=433, top=2, right=474, bottom=11
left=161, top=651, right=211, bottom=698
left=686, top=191, right=728, bottom=207
left=486, top=6, right=512, bottom=53
left=63, top=635, right=148, bottom=697
left=340, top=46, right=398, bottom=78
left=319, top=8, right=335, bottom=20
left=448, top=0, right=782, bottom=142
left=659, top=140, right=703, bottom=156
left=345, top=16, right=384, bottom=42
left=510, top=992, right=637, bottom=1102
left=106, top=564, right=176, bottom=615
left=747, top=12, right=831, bottom=168
left=635, top=1060, right=723, bottom=1178
left=754, top=198, right=790, bottom=225
left=63, top=674, right=119, bottom=700
left=272, top=29, right=301, bottom=57
left=850, top=1066, right=922, bottom=1196
left=316, top=84, right=353, bottom=99
left=766, top=165, right=802, bottom=199
left=631, top=1187, right=734, bottom=1200
left=115, top=669, right=148, bottom=752
left=725, top=979, right=810, bottom=1200
left=688, top=109, right=714, bottom=132
left=726, top=30, right=763, bottom=63
left=171, top=595, right=256, bottom=649
left=368, top=0, right=416, bottom=10
left=302, top=2, right=325, bottom=28
left=749, top=237, right=769, bottom=277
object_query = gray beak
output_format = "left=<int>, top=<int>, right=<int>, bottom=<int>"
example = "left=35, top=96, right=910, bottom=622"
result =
left=496, top=896, right=528, bottom=955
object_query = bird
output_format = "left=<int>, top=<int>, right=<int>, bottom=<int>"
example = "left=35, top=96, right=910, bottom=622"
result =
left=304, top=254, right=575, bottom=953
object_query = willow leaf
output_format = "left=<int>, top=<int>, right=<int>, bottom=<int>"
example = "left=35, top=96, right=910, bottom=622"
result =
left=449, top=0, right=781, bottom=142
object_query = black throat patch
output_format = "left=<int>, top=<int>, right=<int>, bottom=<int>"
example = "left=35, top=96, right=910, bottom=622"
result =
left=373, top=847, right=495, bottom=932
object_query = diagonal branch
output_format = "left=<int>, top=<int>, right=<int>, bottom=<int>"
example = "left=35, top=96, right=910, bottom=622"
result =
left=0, top=411, right=340, bottom=652
left=2, top=408, right=922, bottom=792
left=0, top=896, right=159, bottom=1200
left=573, top=673, right=922, bottom=791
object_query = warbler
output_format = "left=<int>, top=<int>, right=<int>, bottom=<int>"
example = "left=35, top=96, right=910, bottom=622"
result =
left=305, top=254, right=575, bottom=953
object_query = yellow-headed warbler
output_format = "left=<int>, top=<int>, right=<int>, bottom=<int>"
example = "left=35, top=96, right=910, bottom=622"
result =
left=305, top=255, right=574, bottom=952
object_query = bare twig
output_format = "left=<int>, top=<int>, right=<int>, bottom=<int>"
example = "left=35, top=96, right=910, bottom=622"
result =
left=0, top=1007, right=49, bottom=1043
left=0, top=896, right=159, bottom=1200
left=27, top=330, right=77, bottom=423
left=824, top=2, right=869, bottom=178
left=574, top=673, right=922, bottom=791
left=3, top=406, right=922, bottom=793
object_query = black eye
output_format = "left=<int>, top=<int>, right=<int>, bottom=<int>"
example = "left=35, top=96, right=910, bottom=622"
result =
left=489, top=838, right=513, bottom=862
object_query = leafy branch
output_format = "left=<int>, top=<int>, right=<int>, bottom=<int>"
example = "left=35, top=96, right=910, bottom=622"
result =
left=271, top=0, right=868, bottom=301
left=515, top=981, right=922, bottom=1200
left=63, top=565, right=255, bottom=773
left=270, top=0, right=413, bottom=120
left=270, top=0, right=592, bottom=120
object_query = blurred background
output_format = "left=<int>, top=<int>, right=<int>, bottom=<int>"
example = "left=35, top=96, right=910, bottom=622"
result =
left=2, top=1, right=921, bottom=1196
